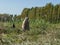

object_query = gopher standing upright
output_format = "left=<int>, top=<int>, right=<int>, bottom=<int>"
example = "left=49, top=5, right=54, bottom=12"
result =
left=22, top=17, right=29, bottom=31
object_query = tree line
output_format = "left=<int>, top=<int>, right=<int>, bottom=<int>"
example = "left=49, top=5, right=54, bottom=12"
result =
left=19, top=3, right=60, bottom=23
left=0, top=14, right=17, bottom=22
left=0, top=3, right=60, bottom=23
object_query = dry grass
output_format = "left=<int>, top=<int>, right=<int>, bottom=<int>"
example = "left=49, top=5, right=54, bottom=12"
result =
left=0, top=20, right=60, bottom=45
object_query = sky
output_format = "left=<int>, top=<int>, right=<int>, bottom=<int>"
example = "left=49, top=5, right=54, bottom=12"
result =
left=0, top=0, right=60, bottom=15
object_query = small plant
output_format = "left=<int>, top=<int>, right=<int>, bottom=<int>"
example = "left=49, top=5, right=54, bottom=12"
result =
left=36, top=19, right=49, bottom=29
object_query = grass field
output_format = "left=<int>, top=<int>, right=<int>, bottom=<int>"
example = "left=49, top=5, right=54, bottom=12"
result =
left=0, top=19, right=60, bottom=45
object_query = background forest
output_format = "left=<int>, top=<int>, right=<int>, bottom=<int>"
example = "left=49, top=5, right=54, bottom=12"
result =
left=0, top=3, right=60, bottom=23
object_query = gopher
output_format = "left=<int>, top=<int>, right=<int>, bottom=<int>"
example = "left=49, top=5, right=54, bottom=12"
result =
left=12, top=23, right=15, bottom=28
left=22, top=17, right=29, bottom=31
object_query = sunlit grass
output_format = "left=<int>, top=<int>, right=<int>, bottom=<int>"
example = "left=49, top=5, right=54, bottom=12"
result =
left=0, top=19, right=60, bottom=45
